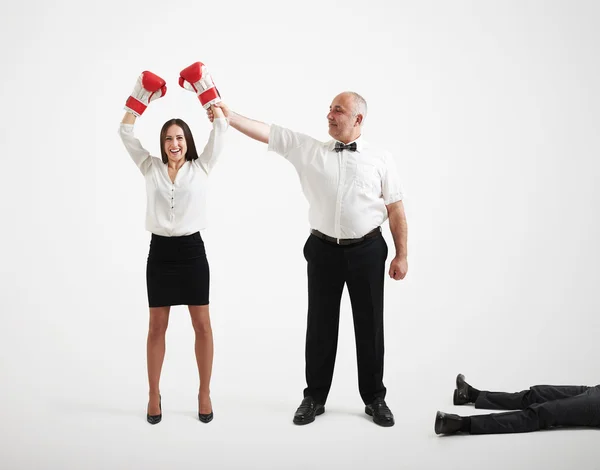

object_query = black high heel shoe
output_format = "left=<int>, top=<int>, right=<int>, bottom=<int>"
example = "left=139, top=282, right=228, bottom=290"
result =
left=147, top=395, right=162, bottom=425
left=198, top=397, right=213, bottom=423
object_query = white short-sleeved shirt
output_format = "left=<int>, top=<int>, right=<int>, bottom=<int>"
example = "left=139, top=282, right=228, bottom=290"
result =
left=119, top=118, right=228, bottom=237
left=268, top=124, right=403, bottom=239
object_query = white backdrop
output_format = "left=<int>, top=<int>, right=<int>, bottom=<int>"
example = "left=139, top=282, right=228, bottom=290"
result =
left=1, top=0, right=599, bottom=469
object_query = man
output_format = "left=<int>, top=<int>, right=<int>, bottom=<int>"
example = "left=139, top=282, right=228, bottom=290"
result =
left=435, top=374, right=600, bottom=434
left=208, top=91, right=408, bottom=426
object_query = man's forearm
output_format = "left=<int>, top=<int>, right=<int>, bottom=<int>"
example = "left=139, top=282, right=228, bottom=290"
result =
left=228, top=111, right=270, bottom=144
left=388, top=202, right=408, bottom=258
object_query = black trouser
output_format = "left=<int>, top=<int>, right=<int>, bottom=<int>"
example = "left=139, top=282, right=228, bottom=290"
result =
left=469, top=384, right=600, bottom=434
left=302, top=232, right=388, bottom=405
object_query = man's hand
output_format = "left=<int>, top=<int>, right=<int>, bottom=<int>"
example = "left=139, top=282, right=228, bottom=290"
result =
left=389, top=256, right=408, bottom=280
left=207, top=102, right=230, bottom=122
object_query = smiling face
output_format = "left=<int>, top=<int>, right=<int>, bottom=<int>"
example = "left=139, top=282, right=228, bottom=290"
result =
left=327, top=92, right=363, bottom=143
left=163, top=125, right=187, bottom=164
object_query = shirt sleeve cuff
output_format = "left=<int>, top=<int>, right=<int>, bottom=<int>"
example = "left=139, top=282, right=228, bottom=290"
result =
left=267, top=124, right=279, bottom=152
left=213, top=117, right=229, bottom=131
left=384, top=193, right=403, bottom=205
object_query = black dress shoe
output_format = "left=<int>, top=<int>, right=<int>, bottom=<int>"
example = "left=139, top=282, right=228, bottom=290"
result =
left=365, top=397, right=395, bottom=427
left=147, top=395, right=162, bottom=425
left=434, top=411, right=463, bottom=435
left=453, top=373, right=471, bottom=405
left=293, top=396, right=324, bottom=425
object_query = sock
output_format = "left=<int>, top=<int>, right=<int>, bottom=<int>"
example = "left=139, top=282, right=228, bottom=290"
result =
left=460, top=416, right=471, bottom=433
left=468, top=386, right=480, bottom=402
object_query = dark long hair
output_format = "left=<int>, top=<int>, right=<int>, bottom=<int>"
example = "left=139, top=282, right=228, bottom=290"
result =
left=159, top=119, right=199, bottom=164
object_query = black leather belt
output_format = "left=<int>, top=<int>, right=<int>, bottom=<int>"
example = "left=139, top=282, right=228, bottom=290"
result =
left=310, top=227, right=381, bottom=245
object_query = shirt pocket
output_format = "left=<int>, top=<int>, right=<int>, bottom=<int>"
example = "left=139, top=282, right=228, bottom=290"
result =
left=354, top=163, right=380, bottom=195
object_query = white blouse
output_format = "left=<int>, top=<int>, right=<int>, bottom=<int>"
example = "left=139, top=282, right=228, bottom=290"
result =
left=119, top=118, right=228, bottom=237
left=268, top=124, right=403, bottom=239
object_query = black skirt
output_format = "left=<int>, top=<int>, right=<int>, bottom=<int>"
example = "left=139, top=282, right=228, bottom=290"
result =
left=146, top=232, right=210, bottom=308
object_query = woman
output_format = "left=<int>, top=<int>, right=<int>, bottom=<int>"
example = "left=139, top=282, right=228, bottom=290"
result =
left=119, top=67, right=227, bottom=424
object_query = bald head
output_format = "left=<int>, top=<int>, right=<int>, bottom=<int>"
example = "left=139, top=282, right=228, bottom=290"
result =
left=327, top=91, right=368, bottom=143
left=343, top=91, right=367, bottom=125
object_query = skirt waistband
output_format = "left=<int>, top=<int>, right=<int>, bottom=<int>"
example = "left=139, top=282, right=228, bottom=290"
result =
left=151, top=231, right=202, bottom=242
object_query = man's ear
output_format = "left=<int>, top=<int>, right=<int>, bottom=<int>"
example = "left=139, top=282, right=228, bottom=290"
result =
left=355, top=114, right=363, bottom=126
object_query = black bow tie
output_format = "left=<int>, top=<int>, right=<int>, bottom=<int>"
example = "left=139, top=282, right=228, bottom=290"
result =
left=334, top=141, right=357, bottom=152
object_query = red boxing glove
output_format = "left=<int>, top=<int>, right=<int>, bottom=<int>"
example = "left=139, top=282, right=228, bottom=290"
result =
left=125, top=71, right=167, bottom=117
left=179, top=62, right=221, bottom=109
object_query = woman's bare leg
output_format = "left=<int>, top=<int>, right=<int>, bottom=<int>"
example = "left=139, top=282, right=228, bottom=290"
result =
left=147, top=306, right=170, bottom=415
left=189, top=305, right=213, bottom=414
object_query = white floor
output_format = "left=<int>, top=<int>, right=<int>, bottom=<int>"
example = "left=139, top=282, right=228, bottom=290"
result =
left=4, top=300, right=599, bottom=470
left=10, top=391, right=599, bottom=470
